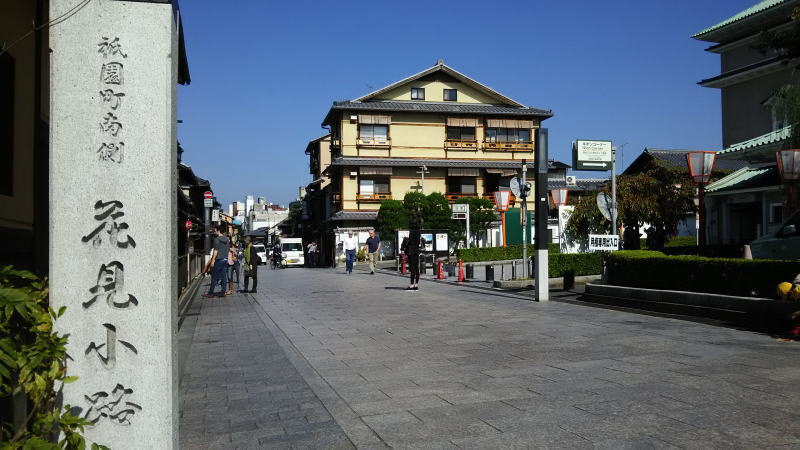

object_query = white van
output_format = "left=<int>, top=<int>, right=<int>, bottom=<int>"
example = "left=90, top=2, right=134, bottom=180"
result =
left=281, top=238, right=305, bottom=267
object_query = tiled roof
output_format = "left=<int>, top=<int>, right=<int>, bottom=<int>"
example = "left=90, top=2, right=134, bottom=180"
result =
left=323, top=100, right=552, bottom=125
left=705, top=165, right=779, bottom=193
left=548, top=178, right=607, bottom=191
left=327, top=211, right=378, bottom=222
left=650, top=149, right=747, bottom=170
left=718, top=125, right=792, bottom=156
left=694, top=0, right=790, bottom=39
left=328, top=157, right=568, bottom=169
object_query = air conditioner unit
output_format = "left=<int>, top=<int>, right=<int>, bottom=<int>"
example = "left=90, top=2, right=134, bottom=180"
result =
left=350, top=115, right=358, bottom=122
left=565, top=175, right=577, bottom=186
left=349, top=171, right=358, bottom=177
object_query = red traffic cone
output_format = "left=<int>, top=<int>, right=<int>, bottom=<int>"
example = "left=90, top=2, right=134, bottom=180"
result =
left=437, top=260, right=445, bottom=280
left=457, top=259, right=465, bottom=282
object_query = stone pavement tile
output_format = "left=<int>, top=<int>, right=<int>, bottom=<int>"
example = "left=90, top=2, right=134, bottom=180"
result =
left=451, top=426, right=593, bottom=449
left=349, top=394, right=452, bottom=416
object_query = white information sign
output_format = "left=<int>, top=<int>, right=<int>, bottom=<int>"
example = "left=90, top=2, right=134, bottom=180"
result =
left=574, top=140, right=613, bottom=171
left=435, top=233, right=449, bottom=251
left=588, top=234, right=619, bottom=251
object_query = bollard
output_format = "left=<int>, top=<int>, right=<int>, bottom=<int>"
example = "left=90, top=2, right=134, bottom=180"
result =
left=563, top=269, right=575, bottom=291
left=457, top=259, right=465, bottom=282
left=511, top=261, right=517, bottom=280
left=401, top=254, right=407, bottom=274
left=437, top=259, right=445, bottom=280
left=485, top=265, right=494, bottom=281
left=420, top=255, right=427, bottom=276
left=465, top=264, right=474, bottom=279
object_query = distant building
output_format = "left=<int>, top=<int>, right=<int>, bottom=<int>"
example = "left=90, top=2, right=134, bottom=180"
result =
left=694, top=0, right=800, bottom=244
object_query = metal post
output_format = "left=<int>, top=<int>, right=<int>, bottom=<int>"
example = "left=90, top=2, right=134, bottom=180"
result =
left=535, top=129, right=550, bottom=302
left=204, top=205, right=211, bottom=252
left=611, top=146, right=618, bottom=248
left=466, top=204, right=471, bottom=249
left=699, top=184, right=706, bottom=246
left=521, top=159, right=527, bottom=280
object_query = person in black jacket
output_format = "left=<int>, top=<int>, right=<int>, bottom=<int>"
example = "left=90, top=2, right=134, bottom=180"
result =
left=240, top=236, right=261, bottom=293
left=402, top=220, right=421, bottom=291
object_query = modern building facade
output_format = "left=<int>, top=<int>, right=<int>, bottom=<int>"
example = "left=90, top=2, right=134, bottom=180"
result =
left=306, top=61, right=566, bottom=264
left=694, top=0, right=800, bottom=244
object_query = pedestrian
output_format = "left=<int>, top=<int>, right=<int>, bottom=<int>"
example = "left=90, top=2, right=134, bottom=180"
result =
left=241, top=235, right=260, bottom=293
left=307, top=241, right=317, bottom=268
left=343, top=231, right=357, bottom=274
left=226, top=236, right=239, bottom=296
left=402, top=221, right=421, bottom=290
left=364, top=230, right=381, bottom=275
left=203, top=223, right=229, bottom=298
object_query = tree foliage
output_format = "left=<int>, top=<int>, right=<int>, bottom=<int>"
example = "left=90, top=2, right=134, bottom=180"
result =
left=0, top=266, right=107, bottom=449
left=452, top=197, right=497, bottom=247
left=376, top=199, right=407, bottom=241
left=566, top=163, right=694, bottom=251
left=758, top=7, right=800, bottom=147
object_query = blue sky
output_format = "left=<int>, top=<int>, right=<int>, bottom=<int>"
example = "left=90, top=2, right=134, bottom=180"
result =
left=177, top=0, right=758, bottom=208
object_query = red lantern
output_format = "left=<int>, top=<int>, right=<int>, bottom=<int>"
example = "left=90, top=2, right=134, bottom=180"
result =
left=686, top=151, right=717, bottom=185
left=184, top=219, right=192, bottom=232
left=551, top=188, right=569, bottom=207
left=776, top=149, right=800, bottom=182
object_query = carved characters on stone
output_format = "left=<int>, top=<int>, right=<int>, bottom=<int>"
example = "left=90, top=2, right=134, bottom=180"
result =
left=81, top=200, right=136, bottom=249
left=84, top=261, right=139, bottom=309
left=100, top=112, right=123, bottom=137
left=86, top=323, right=138, bottom=369
left=99, top=89, right=125, bottom=110
left=84, top=384, right=141, bottom=425
left=100, top=62, right=124, bottom=85
left=97, top=142, right=124, bottom=163
left=97, top=37, right=128, bottom=59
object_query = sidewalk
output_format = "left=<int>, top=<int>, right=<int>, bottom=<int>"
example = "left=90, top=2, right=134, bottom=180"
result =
left=178, top=282, right=353, bottom=449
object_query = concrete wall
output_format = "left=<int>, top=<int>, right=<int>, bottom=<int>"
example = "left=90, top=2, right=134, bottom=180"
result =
left=721, top=69, right=793, bottom=147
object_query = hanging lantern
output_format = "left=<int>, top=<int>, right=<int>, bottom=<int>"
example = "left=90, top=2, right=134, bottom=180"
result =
left=686, top=151, right=717, bottom=185
left=776, top=149, right=800, bottom=182
left=550, top=188, right=569, bottom=207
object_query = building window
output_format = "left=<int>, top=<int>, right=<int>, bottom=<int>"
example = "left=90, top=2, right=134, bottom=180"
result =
left=446, top=126, right=476, bottom=142
left=359, top=124, right=388, bottom=140
left=485, top=128, right=531, bottom=143
left=443, top=89, right=457, bottom=101
left=447, top=177, right=476, bottom=194
left=359, top=177, right=390, bottom=195
left=0, top=52, right=14, bottom=196
left=411, top=87, right=425, bottom=100
left=769, top=203, right=783, bottom=224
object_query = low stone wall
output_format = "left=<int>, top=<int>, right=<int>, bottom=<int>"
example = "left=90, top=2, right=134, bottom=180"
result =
left=494, top=275, right=600, bottom=290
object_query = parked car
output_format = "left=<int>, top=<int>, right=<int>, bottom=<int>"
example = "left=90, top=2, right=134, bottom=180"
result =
left=280, top=238, right=305, bottom=267
left=252, top=244, right=267, bottom=264
left=750, top=210, right=800, bottom=260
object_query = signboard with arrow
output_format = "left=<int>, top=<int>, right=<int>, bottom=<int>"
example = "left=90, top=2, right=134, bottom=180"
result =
left=573, top=140, right=613, bottom=171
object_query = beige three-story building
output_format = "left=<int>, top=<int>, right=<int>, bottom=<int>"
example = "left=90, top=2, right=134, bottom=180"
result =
left=306, top=61, right=560, bottom=264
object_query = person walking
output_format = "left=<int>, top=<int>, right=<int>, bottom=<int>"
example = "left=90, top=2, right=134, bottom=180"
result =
left=402, top=221, right=421, bottom=290
left=343, top=231, right=357, bottom=274
left=364, top=230, right=381, bottom=275
left=307, top=241, right=317, bottom=268
left=203, top=224, right=230, bottom=298
left=241, top=236, right=260, bottom=293
left=226, top=237, right=239, bottom=296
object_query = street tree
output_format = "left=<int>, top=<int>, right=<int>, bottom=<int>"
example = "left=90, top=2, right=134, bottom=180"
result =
left=758, top=7, right=800, bottom=146
left=376, top=199, right=407, bottom=241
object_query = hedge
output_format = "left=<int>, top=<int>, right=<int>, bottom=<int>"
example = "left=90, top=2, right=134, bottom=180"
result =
left=607, top=250, right=800, bottom=298
left=457, top=243, right=560, bottom=262
left=662, top=244, right=743, bottom=258
left=548, top=253, right=603, bottom=278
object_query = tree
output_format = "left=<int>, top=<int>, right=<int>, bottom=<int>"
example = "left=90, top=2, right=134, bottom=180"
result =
left=566, top=163, right=694, bottom=251
left=402, top=192, right=427, bottom=224
left=422, top=192, right=452, bottom=230
left=758, top=8, right=800, bottom=146
left=376, top=199, right=407, bottom=241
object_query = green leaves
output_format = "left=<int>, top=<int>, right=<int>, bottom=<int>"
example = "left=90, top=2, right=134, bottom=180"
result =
left=0, top=266, right=104, bottom=448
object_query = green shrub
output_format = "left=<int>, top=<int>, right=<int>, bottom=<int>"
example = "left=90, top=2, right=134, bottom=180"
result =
left=457, top=244, right=560, bottom=262
left=549, top=253, right=603, bottom=278
left=606, top=250, right=800, bottom=297
left=662, top=244, right=743, bottom=258
left=665, top=236, right=697, bottom=247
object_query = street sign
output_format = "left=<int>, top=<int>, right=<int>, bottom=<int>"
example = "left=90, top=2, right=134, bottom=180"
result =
left=203, top=191, right=213, bottom=208
left=211, top=209, right=220, bottom=222
left=588, top=234, right=619, bottom=252
left=573, top=140, right=613, bottom=171
left=203, top=191, right=213, bottom=199
left=451, top=204, right=468, bottom=213
left=596, top=192, right=614, bottom=221
left=184, top=219, right=192, bottom=232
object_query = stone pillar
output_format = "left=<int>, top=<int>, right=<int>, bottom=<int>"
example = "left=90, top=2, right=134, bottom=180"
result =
left=49, top=0, right=178, bottom=447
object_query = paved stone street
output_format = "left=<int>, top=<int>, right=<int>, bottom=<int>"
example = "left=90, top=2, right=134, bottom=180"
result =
left=180, top=266, right=800, bottom=448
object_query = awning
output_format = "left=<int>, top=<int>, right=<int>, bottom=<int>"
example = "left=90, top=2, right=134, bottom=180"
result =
left=486, top=119, right=533, bottom=128
left=448, top=168, right=480, bottom=177
left=359, top=167, right=392, bottom=175
left=358, top=114, right=391, bottom=125
left=447, top=117, right=478, bottom=127
left=485, top=168, right=518, bottom=176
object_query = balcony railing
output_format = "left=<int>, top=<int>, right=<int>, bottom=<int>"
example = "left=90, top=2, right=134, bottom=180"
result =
left=484, top=141, right=533, bottom=151
left=356, top=138, right=391, bottom=148
left=444, top=139, right=478, bottom=150
left=445, top=193, right=478, bottom=203
left=356, top=193, right=392, bottom=202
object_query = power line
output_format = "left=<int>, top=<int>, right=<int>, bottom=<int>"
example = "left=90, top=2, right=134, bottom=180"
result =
left=0, top=0, right=93, bottom=57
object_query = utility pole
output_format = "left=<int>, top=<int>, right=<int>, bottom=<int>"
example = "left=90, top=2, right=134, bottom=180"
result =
left=521, top=159, right=528, bottom=280
left=535, top=129, right=550, bottom=302
left=417, top=165, right=429, bottom=194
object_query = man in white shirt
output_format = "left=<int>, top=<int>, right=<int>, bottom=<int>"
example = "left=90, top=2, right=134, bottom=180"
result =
left=343, top=231, right=357, bottom=274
